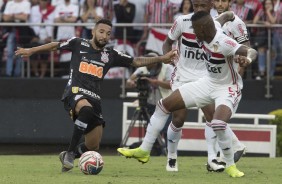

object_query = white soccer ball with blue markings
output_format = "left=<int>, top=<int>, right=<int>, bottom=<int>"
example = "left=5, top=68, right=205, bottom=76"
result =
left=79, top=151, right=104, bottom=175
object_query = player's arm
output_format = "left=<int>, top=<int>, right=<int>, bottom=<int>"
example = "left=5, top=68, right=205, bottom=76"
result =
left=215, top=11, right=235, bottom=26
left=131, top=49, right=177, bottom=67
left=234, top=46, right=258, bottom=67
left=15, top=42, right=60, bottom=58
left=163, top=37, right=175, bottom=54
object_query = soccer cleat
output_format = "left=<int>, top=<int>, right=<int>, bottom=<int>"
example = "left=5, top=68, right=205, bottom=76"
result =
left=206, top=159, right=225, bottom=172
left=234, top=146, right=246, bottom=163
left=117, top=147, right=150, bottom=163
left=59, top=151, right=75, bottom=172
left=166, top=158, right=178, bottom=172
left=225, top=164, right=244, bottom=178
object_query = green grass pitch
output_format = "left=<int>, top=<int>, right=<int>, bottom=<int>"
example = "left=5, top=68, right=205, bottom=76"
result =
left=0, top=155, right=281, bottom=184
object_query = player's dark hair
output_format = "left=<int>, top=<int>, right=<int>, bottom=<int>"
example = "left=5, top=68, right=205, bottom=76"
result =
left=191, top=11, right=210, bottom=22
left=96, top=19, right=112, bottom=27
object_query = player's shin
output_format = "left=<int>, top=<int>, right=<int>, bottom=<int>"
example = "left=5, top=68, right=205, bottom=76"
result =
left=211, top=119, right=234, bottom=167
left=205, top=122, right=218, bottom=162
left=140, top=99, right=170, bottom=152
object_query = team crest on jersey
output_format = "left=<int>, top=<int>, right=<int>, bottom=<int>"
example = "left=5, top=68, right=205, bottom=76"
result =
left=101, top=51, right=109, bottom=63
left=72, top=87, right=79, bottom=93
left=213, top=44, right=218, bottom=52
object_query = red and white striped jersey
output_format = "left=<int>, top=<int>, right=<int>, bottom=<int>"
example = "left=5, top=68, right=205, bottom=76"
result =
left=168, top=13, right=207, bottom=83
left=200, top=30, right=243, bottom=88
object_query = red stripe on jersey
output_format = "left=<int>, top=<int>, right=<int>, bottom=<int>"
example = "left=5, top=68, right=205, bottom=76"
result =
left=182, top=32, right=196, bottom=40
left=151, top=29, right=167, bottom=41
left=202, top=44, right=225, bottom=59
left=227, top=59, right=236, bottom=84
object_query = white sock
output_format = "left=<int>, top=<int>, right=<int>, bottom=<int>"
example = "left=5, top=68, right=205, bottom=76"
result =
left=205, top=122, right=217, bottom=163
left=211, top=119, right=234, bottom=167
left=167, top=122, right=182, bottom=159
left=140, top=100, right=170, bottom=152
left=226, top=125, right=244, bottom=151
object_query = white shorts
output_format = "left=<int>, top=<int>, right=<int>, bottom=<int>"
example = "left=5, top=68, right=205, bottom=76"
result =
left=171, top=79, right=196, bottom=91
left=178, top=77, right=242, bottom=115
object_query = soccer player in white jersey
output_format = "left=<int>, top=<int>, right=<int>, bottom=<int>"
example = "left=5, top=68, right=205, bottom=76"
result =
left=118, top=10, right=257, bottom=178
left=164, top=0, right=248, bottom=172
left=118, top=0, right=243, bottom=173
left=203, top=0, right=251, bottom=172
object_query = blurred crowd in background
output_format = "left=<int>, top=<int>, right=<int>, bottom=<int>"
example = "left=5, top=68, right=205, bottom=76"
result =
left=0, top=0, right=282, bottom=80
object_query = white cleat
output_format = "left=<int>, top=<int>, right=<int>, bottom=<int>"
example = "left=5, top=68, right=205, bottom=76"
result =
left=206, top=159, right=225, bottom=172
left=166, top=158, right=178, bottom=172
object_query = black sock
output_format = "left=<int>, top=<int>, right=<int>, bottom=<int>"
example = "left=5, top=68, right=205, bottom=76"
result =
left=67, top=124, right=84, bottom=153
left=74, top=142, right=89, bottom=158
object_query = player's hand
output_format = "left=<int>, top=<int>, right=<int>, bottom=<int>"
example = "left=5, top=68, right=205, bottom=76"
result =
left=163, top=49, right=178, bottom=64
left=234, top=55, right=251, bottom=67
left=15, top=47, right=33, bottom=58
left=126, top=79, right=137, bottom=88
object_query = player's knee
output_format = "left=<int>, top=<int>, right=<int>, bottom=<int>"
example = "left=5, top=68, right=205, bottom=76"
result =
left=77, top=106, right=101, bottom=132
left=157, top=99, right=171, bottom=114
left=171, top=117, right=184, bottom=128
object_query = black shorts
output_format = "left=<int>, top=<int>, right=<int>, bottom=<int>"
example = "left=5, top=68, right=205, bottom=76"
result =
left=63, top=94, right=105, bottom=133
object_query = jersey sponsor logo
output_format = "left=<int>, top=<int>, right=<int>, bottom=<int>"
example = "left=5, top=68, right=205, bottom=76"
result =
left=78, top=88, right=101, bottom=100
left=184, top=48, right=206, bottom=60
left=205, top=62, right=222, bottom=73
left=183, top=18, right=190, bottom=21
left=224, top=39, right=237, bottom=47
left=81, top=42, right=90, bottom=47
left=101, top=51, right=109, bottom=63
left=79, top=62, right=103, bottom=78
left=80, top=51, right=88, bottom=54
left=72, top=87, right=79, bottom=93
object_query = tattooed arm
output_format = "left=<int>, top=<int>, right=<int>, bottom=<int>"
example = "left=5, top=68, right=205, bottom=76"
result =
left=131, top=49, right=177, bottom=67
left=15, top=42, right=60, bottom=58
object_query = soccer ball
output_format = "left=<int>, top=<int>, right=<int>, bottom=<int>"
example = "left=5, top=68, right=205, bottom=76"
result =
left=79, top=151, right=104, bottom=175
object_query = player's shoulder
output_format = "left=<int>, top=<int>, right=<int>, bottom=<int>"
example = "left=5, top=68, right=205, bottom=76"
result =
left=175, top=13, right=193, bottom=22
left=232, top=14, right=246, bottom=25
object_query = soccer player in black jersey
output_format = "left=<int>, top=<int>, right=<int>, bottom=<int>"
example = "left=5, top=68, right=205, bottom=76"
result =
left=15, top=19, right=177, bottom=172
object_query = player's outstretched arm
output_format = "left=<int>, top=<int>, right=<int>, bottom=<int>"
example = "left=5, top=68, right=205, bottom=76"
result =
left=215, top=11, right=235, bottom=26
left=234, top=46, right=257, bottom=67
left=131, top=49, right=177, bottom=67
left=15, top=42, right=60, bottom=58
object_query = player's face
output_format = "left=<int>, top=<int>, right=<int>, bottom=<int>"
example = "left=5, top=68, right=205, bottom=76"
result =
left=92, top=23, right=112, bottom=48
left=214, top=0, right=230, bottom=14
left=191, top=0, right=212, bottom=13
left=192, top=21, right=205, bottom=41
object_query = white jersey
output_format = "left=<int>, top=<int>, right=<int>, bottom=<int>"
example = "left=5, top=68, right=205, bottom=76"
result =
left=168, top=13, right=207, bottom=84
left=221, top=14, right=249, bottom=44
left=200, top=29, right=243, bottom=88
